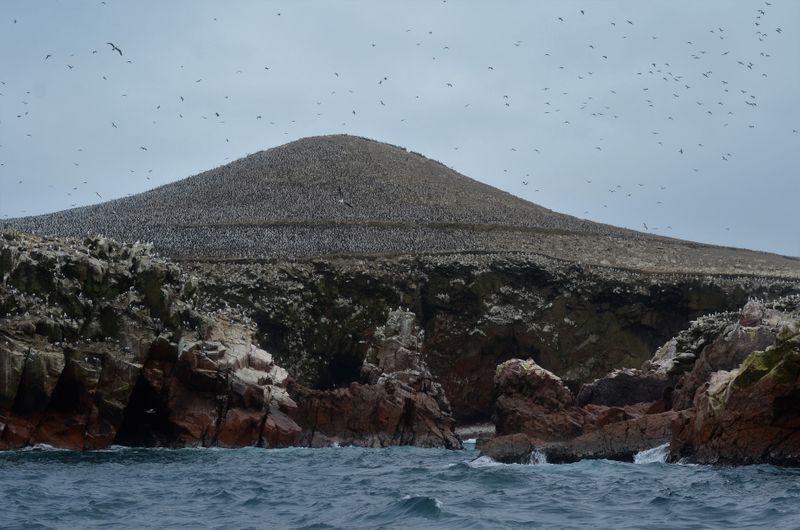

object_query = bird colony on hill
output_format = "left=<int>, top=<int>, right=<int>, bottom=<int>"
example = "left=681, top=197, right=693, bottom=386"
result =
left=0, top=2, right=797, bottom=254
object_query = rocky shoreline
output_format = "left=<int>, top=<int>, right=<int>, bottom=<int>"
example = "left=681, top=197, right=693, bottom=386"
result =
left=2, top=230, right=799, bottom=465
left=481, top=297, right=800, bottom=466
left=0, top=232, right=458, bottom=450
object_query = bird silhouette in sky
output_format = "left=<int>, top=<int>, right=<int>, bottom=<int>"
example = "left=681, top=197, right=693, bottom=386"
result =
left=107, top=42, right=123, bottom=56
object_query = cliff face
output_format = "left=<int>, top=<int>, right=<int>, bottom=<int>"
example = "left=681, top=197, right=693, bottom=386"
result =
left=187, top=256, right=800, bottom=422
left=0, top=232, right=458, bottom=450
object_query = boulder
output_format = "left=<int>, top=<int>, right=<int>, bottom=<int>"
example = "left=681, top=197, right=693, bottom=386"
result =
left=494, top=358, right=575, bottom=410
left=492, top=358, right=584, bottom=441
left=670, top=323, right=800, bottom=465
left=542, top=411, right=677, bottom=463
left=480, top=433, right=537, bottom=464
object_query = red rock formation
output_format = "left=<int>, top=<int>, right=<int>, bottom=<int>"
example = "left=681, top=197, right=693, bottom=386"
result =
left=493, top=358, right=587, bottom=441
left=484, top=357, right=673, bottom=462
left=482, top=298, right=800, bottom=466
left=670, top=323, right=800, bottom=465
left=288, top=310, right=460, bottom=449
left=0, top=232, right=459, bottom=451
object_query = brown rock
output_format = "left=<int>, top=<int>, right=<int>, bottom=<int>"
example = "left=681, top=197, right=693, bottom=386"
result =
left=739, top=299, right=766, bottom=327
left=670, top=329, right=800, bottom=465
left=543, top=411, right=677, bottom=463
left=480, top=433, right=537, bottom=464
left=494, top=358, right=574, bottom=410
left=492, top=358, right=582, bottom=441
left=576, top=368, right=669, bottom=407
left=671, top=323, right=776, bottom=410
left=289, top=378, right=460, bottom=449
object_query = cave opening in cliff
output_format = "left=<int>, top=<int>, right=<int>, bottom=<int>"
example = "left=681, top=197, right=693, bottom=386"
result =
left=114, top=374, right=175, bottom=447
left=252, top=312, right=290, bottom=357
left=316, top=351, right=363, bottom=390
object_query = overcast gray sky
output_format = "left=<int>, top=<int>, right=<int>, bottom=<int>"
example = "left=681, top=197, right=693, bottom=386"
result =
left=1, top=1, right=798, bottom=256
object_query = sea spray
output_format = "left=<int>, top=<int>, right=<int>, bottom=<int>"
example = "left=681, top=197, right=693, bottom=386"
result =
left=634, top=443, right=669, bottom=464
left=529, top=449, right=548, bottom=465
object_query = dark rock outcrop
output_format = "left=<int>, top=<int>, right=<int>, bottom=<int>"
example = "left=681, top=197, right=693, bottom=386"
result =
left=481, top=298, right=800, bottom=466
left=483, top=409, right=677, bottom=464
left=187, top=256, right=800, bottom=424
left=287, top=309, right=460, bottom=449
left=0, top=232, right=458, bottom=450
left=576, top=368, right=670, bottom=407
left=480, top=433, right=538, bottom=464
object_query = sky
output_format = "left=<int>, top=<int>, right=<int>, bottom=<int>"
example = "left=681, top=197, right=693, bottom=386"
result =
left=0, top=0, right=798, bottom=256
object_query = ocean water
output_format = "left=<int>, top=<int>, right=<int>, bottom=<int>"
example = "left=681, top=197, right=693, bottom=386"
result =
left=1, top=443, right=799, bottom=529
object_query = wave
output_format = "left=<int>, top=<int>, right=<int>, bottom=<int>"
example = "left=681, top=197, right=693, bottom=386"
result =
left=362, top=495, right=443, bottom=523
left=466, top=455, right=506, bottom=468
left=634, top=443, right=670, bottom=464
left=19, top=443, right=69, bottom=452
left=529, top=449, right=548, bottom=465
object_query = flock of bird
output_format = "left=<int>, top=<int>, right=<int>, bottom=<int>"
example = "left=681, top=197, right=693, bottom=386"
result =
left=0, top=2, right=796, bottom=252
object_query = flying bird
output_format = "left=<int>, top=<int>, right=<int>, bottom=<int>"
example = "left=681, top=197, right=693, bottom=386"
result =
left=107, top=42, right=122, bottom=56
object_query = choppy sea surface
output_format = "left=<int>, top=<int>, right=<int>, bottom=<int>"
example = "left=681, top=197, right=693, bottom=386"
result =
left=1, top=442, right=799, bottom=529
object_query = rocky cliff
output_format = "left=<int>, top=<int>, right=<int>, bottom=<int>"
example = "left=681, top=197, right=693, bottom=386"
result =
left=0, top=232, right=458, bottom=450
left=481, top=296, right=800, bottom=466
left=6, top=136, right=800, bottom=424
left=186, top=256, right=799, bottom=423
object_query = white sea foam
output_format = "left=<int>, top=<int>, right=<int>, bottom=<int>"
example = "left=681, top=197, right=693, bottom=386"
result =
left=400, top=494, right=443, bottom=509
left=529, top=449, right=548, bottom=465
left=20, top=443, right=69, bottom=452
left=634, top=443, right=669, bottom=464
left=466, top=455, right=505, bottom=468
